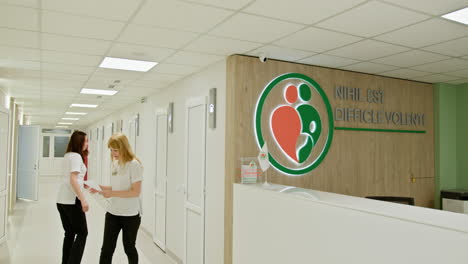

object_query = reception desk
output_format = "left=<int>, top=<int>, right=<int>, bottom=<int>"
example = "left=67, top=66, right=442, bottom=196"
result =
left=233, top=183, right=468, bottom=264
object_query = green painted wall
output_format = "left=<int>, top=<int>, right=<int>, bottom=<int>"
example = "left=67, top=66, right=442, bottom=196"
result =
left=456, top=84, right=468, bottom=189
left=434, top=83, right=458, bottom=208
left=434, top=83, right=468, bottom=208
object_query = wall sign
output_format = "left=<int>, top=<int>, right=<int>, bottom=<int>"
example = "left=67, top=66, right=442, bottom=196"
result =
left=254, top=73, right=334, bottom=176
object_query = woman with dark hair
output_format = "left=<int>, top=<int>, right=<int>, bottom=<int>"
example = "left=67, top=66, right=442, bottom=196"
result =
left=56, top=130, right=89, bottom=264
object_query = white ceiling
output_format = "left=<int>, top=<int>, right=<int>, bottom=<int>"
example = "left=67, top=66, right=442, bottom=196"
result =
left=0, top=0, right=467, bottom=128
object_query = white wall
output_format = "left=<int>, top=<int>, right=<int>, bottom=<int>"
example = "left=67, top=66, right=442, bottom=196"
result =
left=233, top=183, right=468, bottom=264
left=87, top=60, right=226, bottom=264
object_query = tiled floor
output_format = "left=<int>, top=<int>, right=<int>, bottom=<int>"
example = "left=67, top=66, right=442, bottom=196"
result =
left=0, top=176, right=173, bottom=264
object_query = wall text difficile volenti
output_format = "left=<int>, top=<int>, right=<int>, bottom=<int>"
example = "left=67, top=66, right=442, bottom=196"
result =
left=334, top=86, right=425, bottom=126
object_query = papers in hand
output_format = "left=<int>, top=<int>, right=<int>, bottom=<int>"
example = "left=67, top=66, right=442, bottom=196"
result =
left=84, top=180, right=102, bottom=192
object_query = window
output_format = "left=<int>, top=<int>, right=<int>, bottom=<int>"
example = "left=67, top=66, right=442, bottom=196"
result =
left=54, top=136, right=69, bottom=158
left=42, top=129, right=72, bottom=134
left=42, top=136, right=50, bottom=158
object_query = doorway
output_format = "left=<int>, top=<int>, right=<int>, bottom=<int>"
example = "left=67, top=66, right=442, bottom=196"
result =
left=184, top=97, right=207, bottom=264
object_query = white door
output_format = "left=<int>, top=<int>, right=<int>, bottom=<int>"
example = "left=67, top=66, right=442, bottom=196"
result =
left=96, top=127, right=103, bottom=184
left=184, top=97, right=207, bottom=264
left=17, top=125, right=40, bottom=201
left=0, top=110, right=9, bottom=244
left=102, top=124, right=112, bottom=186
left=154, top=112, right=168, bottom=250
left=40, top=133, right=71, bottom=176
left=128, top=115, right=138, bottom=154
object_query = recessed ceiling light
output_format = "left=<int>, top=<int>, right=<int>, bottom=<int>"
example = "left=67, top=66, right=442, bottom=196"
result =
left=62, top=117, right=79, bottom=120
left=58, top=122, right=72, bottom=125
left=442, top=7, right=468, bottom=25
left=99, top=57, right=158, bottom=72
left=80, top=88, right=118, bottom=96
left=65, top=112, right=87, bottom=115
left=70, top=103, right=98, bottom=108
left=56, top=125, right=69, bottom=128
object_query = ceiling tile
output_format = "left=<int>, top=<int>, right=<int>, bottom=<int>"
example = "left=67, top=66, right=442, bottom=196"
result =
left=41, top=62, right=95, bottom=75
left=412, top=74, right=460, bottom=83
left=3, top=69, right=41, bottom=79
left=42, top=79, right=85, bottom=89
left=184, top=0, right=252, bottom=10
left=0, top=59, right=40, bottom=70
left=42, top=0, right=142, bottom=21
left=41, top=71, right=89, bottom=82
left=0, top=0, right=38, bottom=8
left=379, top=68, right=433, bottom=79
left=327, top=40, right=409, bottom=60
left=42, top=11, right=125, bottom=40
left=375, top=18, right=468, bottom=48
left=247, top=45, right=315, bottom=62
left=152, top=63, right=200, bottom=75
left=0, top=46, right=40, bottom=61
left=446, top=78, right=468, bottom=84
left=130, top=80, right=170, bottom=89
left=244, top=0, right=367, bottom=24
left=185, top=35, right=261, bottom=55
left=210, top=13, right=303, bottom=43
left=340, top=62, right=398, bottom=74
left=108, top=43, right=176, bottom=62
left=274, top=27, right=362, bottom=52
left=382, top=0, right=468, bottom=15
left=141, top=72, right=182, bottom=83
left=298, top=54, right=359, bottom=68
left=372, top=50, right=449, bottom=67
left=42, top=50, right=102, bottom=67
left=134, top=0, right=233, bottom=33
left=0, top=4, right=38, bottom=31
left=411, top=58, right=468, bottom=73
left=42, top=33, right=112, bottom=56
left=165, top=51, right=224, bottom=67
left=0, top=28, right=39, bottom=49
left=317, top=1, right=429, bottom=37
left=119, top=24, right=198, bottom=49
left=92, top=68, right=145, bottom=80
left=422, top=36, right=468, bottom=57
left=445, top=68, right=468, bottom=78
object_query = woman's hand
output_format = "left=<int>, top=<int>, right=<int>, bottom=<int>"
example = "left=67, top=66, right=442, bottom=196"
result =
left=99, top=185, right=112, bottom=191
left=81, top=200, right=89, bottom=213
left=100, top=190, right=113, bottom=198
left=89, top=188, right=99, bottom=194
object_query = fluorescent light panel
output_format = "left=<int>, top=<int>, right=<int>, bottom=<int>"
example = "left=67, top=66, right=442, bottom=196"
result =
left=62, top=117, right=79, bottom=120
left=58, top=122, right=72, bottom=125
left=70, top=103, right=98, bottom=108
left=81, top=88, right=118, bottom=96
left=56, top=125, right=69, bottom=128
left=99, top=57, right=158, bottom=72
left=442, top=7, right=468, bottom=25
left=65, top=112, right=87, bottom=115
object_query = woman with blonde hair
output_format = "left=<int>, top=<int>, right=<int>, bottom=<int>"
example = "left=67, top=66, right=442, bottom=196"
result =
left=93, top=133, right=143, bottom=264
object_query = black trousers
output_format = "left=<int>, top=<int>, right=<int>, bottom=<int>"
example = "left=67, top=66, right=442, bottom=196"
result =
left=57, top=199, right=88, bottom=264
left=99, top=212, right=141, bottom=264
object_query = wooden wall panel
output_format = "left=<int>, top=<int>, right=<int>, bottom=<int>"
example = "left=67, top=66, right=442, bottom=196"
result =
left=225, top=55, right=434, bottom=264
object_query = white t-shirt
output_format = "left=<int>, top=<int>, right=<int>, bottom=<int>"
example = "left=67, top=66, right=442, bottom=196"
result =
left=107, top=159, right=143, bottom=216
left=57, top=152, right=87, bottom=204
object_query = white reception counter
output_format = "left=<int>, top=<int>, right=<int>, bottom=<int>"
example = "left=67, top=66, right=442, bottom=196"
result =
left=233, top=183, right=468, bottom=264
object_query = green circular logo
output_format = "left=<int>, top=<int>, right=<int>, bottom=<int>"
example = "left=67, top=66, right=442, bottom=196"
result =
left=254, top=73, right=334, bottom=175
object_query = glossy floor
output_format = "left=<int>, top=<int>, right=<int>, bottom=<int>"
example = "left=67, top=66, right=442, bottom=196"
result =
left=0, top=176, right=173, bottom=264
